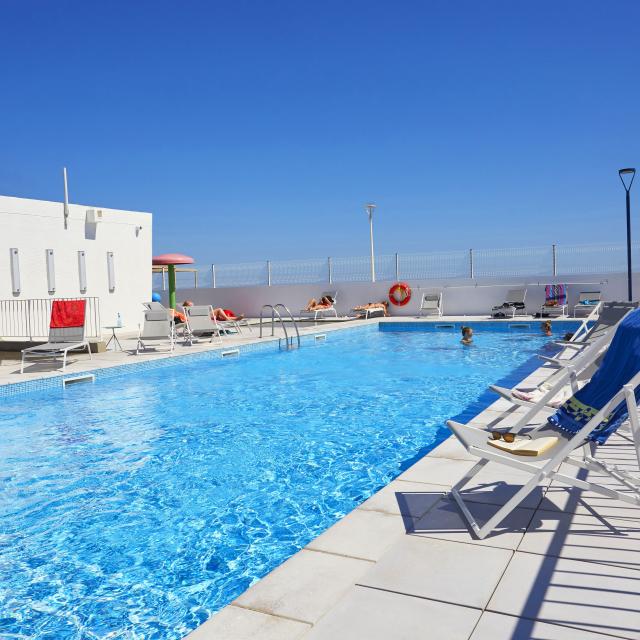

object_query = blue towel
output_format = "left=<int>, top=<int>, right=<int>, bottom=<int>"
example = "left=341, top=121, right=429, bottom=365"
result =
left=547, top=308, right=640, bottom=444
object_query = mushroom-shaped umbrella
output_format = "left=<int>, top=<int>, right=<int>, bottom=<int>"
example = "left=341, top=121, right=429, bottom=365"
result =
left=152, top=253, right=195, bottom=310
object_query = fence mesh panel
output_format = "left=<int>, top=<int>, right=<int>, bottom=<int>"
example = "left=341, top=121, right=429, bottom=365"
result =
left=271, top=258, right=329, bottom=285
left=214, top=262, right=269, bottom=288
left=400, top=250, right=469, bottom=279
left=150, top=243, right=640, bottom=290
left=556, top=244, right=640, bottom=275
left=473, top=246, right=553, bottom=278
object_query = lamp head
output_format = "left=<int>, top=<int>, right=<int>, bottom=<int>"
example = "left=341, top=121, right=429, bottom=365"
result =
left=619, top=168, right=636, bottom=191
left=365, top=202, right=376, bottom=214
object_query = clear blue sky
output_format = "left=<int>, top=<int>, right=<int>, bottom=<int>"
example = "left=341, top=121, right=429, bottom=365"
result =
left=1, top=0, right=638, bottom=264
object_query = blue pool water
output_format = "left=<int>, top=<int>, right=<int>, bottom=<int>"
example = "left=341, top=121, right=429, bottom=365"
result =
left=0, top=324, right=566, bottom=639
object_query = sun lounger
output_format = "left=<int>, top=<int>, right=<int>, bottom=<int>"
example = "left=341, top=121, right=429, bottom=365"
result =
left=447, top=308, right=640, bottom=539
left=299, top=291, right=338, bottom=322
left=183, top=305, right=224, bottom=345
left=573, top=290, right=602, bottom=317
left=540, top=301, right=638, bottom=368
left=21, top=299, right=92, bottom=373
left=419, top=292, right=443, bottom=317
left=537, top=284, right=567, bottom=318
left=491, top=288, right=527, bottom=318
left=136, top=303, right=175, bottom=354
left=351, top=306, right=386, bottom=319
left=490, top=331, right=611, bottom=410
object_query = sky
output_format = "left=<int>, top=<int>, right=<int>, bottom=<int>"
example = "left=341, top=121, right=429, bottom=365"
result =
left=1, top=0, right=639, bottom=264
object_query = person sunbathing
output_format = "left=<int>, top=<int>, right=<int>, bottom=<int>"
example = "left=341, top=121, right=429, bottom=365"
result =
left=353, top=301, right=390, bottom=317
left=305, top=296, right=334, bottom=311
left=182, top=300, right=244, bottom=322
left=213, top=308, right=244, bottom=322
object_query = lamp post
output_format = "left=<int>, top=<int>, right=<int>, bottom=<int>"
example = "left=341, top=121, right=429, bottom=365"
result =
left=619, top=168, right=636, bottom=302
left=366, top=202, right=377, bottom=282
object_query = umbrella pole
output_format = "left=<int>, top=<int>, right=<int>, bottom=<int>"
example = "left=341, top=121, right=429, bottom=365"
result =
left=168, top=264, right=177, bottom=309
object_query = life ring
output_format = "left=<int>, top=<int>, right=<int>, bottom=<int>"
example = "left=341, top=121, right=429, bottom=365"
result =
left=389, top=282, right=412, bottom=306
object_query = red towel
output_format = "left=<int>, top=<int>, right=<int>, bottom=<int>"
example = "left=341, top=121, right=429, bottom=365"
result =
left=50, top=300, right=86, bottom=328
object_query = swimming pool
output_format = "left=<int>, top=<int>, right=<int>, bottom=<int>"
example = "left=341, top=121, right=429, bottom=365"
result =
left=0, top=323, right=568, bottom=639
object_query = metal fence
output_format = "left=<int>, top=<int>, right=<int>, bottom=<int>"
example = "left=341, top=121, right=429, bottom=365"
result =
left=152, top=243, right=640, bottom=291
left=0, top=297, right=101, bottom=340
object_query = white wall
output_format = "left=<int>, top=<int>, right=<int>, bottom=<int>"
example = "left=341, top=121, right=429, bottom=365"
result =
left=0, top=195, right=152, bottom=335
left=164, top=272, right=639, bottom=317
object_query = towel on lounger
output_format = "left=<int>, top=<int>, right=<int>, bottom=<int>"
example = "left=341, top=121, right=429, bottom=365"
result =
left=547, top=308, right=640, bottom=444
left=50, top=300, right=86, bottom=328
left=544, top=284, right=567, bottom=307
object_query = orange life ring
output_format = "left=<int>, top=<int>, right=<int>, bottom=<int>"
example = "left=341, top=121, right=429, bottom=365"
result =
left=389, top=282, right=412, bottom=306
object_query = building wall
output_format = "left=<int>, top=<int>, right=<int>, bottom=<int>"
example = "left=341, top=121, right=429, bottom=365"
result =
left=0, top=195, right=152, bottom=335
left=165, top=271, right=638, bottom=317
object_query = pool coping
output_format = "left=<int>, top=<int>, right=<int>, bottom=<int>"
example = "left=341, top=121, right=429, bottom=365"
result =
left=0, top=315, right=581, bottom=398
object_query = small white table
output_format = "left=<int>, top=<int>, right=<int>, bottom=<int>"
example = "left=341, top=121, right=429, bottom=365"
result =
left=104, top=325, right=123, bottom=351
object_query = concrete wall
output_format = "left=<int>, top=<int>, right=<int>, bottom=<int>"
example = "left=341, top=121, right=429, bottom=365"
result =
left=0, top=195, right=152, bottom=335
left=164, top=272, right=638, bottom=317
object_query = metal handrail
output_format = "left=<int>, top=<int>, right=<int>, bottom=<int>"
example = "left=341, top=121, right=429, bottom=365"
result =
left=273, top=303, right=300, bottom=349
left=259, top=304, right=301, bottom=349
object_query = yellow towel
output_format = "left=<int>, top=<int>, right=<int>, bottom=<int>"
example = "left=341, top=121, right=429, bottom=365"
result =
left=487, top=436, right=559, bottom=457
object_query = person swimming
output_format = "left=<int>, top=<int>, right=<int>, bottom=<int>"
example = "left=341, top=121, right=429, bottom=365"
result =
left=461, top=326, right=473, bottom=345
left=541, top=320, right=552, bottom=337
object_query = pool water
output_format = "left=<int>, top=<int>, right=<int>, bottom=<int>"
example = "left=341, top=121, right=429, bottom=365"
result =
left=0, top=325, right=564, bottom=639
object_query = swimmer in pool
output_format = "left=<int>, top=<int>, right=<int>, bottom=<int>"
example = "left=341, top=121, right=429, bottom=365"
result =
left=541, top=320, right=552, bottom=337
left=461, top=326, right=473, bottom=345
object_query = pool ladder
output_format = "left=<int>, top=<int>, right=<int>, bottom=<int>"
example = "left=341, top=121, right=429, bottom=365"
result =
left=259, top=304, right=301, bottom=350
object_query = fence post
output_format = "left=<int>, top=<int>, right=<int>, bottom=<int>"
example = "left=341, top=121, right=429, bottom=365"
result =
left=395, top=253, right=399, bottom=280
left=211, top=264, right=216, bottom=288
left=469, top=249, right=474, bottom=279
left=267, top=260, right=272, bottom=286
left=552, top=244, right=557, bottom=277
left=328, top=257, right=332, bottom=284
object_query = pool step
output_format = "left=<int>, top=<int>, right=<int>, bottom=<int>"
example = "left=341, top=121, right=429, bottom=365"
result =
left=63, top=373, right=95, bottom=388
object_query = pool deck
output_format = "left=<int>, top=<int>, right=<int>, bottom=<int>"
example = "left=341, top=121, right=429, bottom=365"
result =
left=5, top=314, right=637, bottom=639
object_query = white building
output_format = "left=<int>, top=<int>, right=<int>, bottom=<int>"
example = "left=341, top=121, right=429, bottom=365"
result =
left=0, top=195, right=152, bottom=339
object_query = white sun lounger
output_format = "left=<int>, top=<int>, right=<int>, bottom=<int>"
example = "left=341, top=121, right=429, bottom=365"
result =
left=136, top=303, right=175, bottom=354
left=21, top=324, right=91, bottom=373
left=573, top=290, right=602, bottom=317
left=446, top=369, right=640, bottom=540
left=419, top=292, right=443, bottom=317
left=183, top=305, right=224, bottom=346
left=490, top=331, right=611, bottom=410
left=299, top=291, right=338, bottom=322
left=491, top=288, right=527, bottom=318
left=540, top=301, right=638, bottom=369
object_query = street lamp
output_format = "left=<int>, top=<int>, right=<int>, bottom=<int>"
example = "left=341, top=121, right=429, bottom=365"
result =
left=365, top=203, right=377, bottom=282
left=619, top=168, right=636, bottom=301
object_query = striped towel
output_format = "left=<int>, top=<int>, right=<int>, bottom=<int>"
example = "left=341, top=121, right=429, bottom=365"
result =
left=544, top=284, right=567, bottom=306
left=547, top=308, right=640, bottom=444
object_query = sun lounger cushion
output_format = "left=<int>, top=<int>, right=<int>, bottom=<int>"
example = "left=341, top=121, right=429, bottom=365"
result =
left=487, top=436, right=559, bottom=457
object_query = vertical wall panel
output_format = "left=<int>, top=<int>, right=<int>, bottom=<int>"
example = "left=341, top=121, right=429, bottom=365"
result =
left=9, top=248, right=21, bottom=294
left=45, top=249, right=55, bottom=294
left=78, top=250, right=87, bottom=293
left=107, top=251, right=115, bottom=292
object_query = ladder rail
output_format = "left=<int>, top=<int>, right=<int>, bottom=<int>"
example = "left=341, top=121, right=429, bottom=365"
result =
left=259, top=304, right=301, bottom=349
left=273, top=303, right=301, bottom=348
